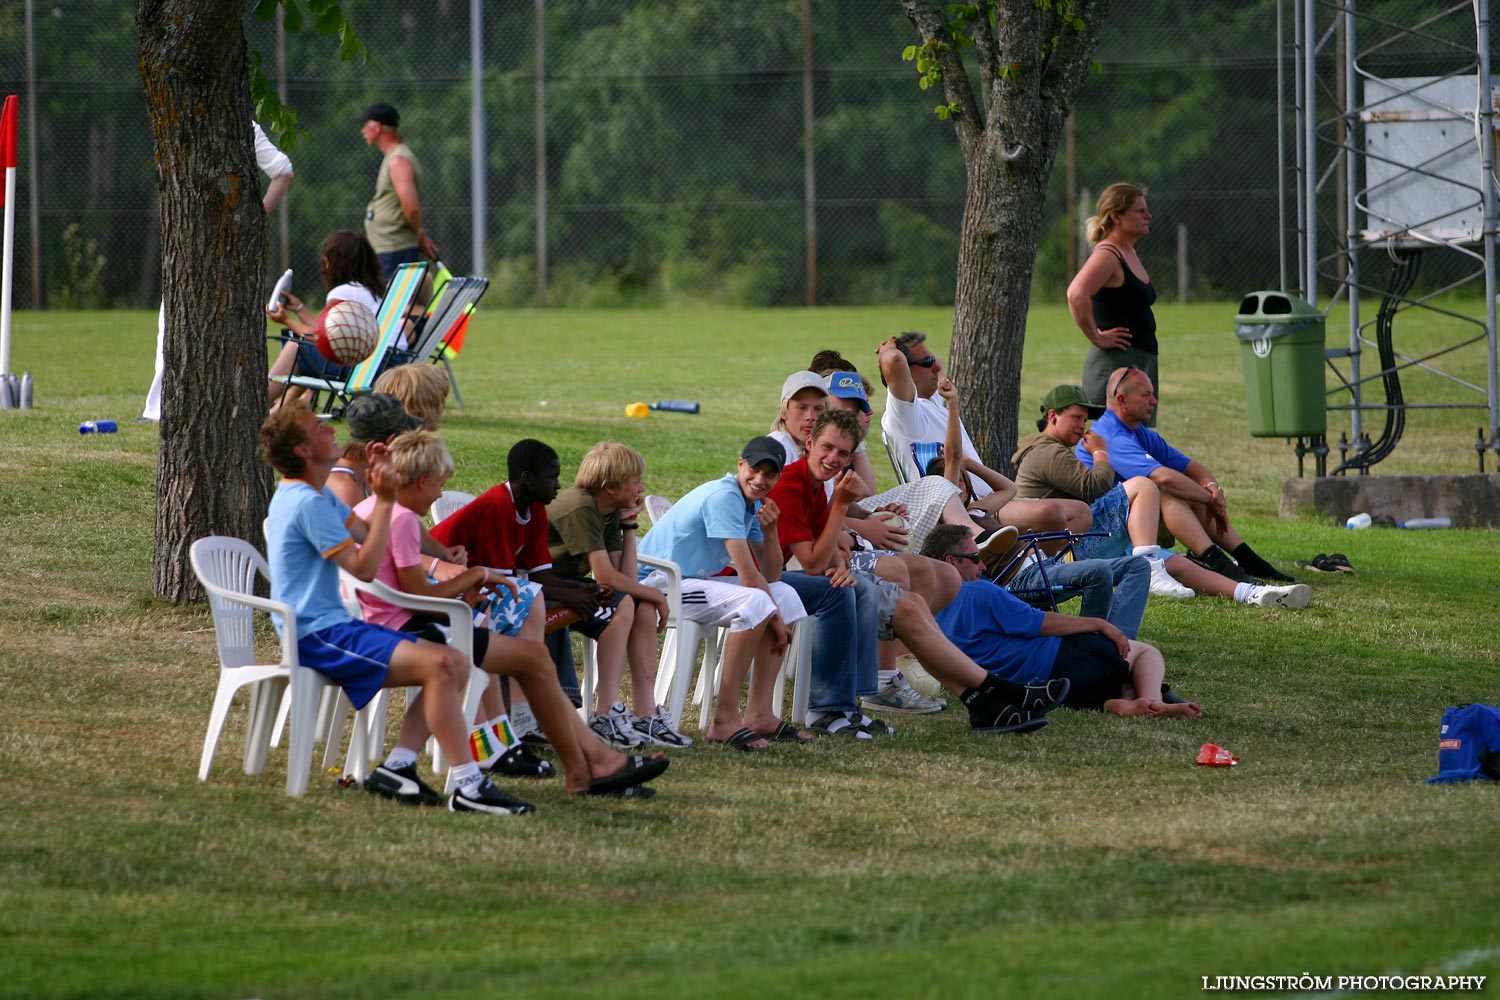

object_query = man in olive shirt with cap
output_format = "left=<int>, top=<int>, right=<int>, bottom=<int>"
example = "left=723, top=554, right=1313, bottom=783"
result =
left=360, top=102, right=438, bottom=281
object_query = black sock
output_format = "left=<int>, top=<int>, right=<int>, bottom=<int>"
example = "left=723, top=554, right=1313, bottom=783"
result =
left=1232, top=542, right=1291, bottom=580
left=968, top=676, right=1025, bottom=705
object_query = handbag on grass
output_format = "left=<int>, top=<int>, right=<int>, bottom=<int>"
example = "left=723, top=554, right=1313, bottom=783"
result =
left=1426, top=703, right=1500, bottom=784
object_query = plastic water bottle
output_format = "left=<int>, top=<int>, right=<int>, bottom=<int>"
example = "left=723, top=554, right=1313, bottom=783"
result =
left=1400, top=517, right=1452, bottom=529
left=0, top=376, right=11, bottom=410
left=19, top=372, right=32, bottom=409
left=650, top=400, right=701, bottom=414
left=1345, top=512, right=1372, bottom=529
left=79, top=420, right=118, bottom=434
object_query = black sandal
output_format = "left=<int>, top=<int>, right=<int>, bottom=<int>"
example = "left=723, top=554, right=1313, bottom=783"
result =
left=488, top=744, right=557, bottom=779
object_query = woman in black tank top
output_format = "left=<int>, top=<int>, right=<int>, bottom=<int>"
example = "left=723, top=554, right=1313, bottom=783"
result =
left=1067, top=183, right=1160, bottom=425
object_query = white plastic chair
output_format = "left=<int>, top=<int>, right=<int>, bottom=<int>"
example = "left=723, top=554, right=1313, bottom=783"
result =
left=338, top=571, right=486, bottom=794
left=190, top=536, right=333, bottom=798
left=431, top=490, right=475, bottom=525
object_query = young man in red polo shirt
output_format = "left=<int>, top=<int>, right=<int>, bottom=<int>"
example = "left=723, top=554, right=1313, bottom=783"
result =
left=767, top=409, right=1058, bottom=735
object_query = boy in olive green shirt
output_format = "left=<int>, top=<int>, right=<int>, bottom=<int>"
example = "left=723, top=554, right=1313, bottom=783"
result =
left=546, top=442, right=689, bottom=748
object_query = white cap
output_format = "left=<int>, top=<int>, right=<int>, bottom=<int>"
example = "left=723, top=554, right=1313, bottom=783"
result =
left=780, top=370, right=828, bottom=403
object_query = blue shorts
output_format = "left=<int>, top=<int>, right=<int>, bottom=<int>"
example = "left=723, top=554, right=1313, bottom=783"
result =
left=297, top=619, right=412, bottom=709
left=1072, top=484, right=1131, bottom=561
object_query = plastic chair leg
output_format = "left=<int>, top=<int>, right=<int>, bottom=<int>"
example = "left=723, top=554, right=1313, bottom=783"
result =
left=285, top=669, right=328, bottom=798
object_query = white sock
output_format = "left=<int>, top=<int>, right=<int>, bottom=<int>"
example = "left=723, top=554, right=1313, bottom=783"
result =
left=1131, top=544, right=1162, bottom=561
left=383, top=747, right=418, bottom=771
left=1233, top=582, right=1257, bottom=604
left=509, top=701, right=537, bottom=737
left=878, top=670, right=897, bottom=687
left=451, top=761, right=483, bottom=796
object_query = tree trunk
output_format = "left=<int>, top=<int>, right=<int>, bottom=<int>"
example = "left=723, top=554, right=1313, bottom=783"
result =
left=902, top=0, right=1109, bottom=476
left=136, top=0, right=273, bottom=602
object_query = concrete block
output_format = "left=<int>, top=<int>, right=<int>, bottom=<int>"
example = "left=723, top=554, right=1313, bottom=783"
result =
left=1280, top=473, right=1500, bottom=527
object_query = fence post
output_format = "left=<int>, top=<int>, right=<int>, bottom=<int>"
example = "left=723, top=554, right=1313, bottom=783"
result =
left=534, top=0, right=548, bottom=308
left=1176, top=222, right=1187, bottom=303
left=470, top=0, right=485, bottom=276
left=802, top=0, right=816, bottom=307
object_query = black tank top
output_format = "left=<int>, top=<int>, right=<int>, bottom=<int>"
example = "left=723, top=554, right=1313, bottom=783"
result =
left=1091, top=244, right=1158, bottom=355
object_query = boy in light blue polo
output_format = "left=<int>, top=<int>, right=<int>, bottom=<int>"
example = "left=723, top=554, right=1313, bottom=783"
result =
left=637, top=436, right=808, bottom=751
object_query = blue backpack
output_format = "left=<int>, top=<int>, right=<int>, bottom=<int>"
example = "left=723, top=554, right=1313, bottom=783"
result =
left=1427, top=703, right=1500, bottom=784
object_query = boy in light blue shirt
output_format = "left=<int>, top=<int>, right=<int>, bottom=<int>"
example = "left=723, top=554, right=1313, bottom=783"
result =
left=637, top=436, right=808, bottom=751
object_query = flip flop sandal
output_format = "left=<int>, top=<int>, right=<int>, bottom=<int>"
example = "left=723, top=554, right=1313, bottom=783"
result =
left=711, top=726, right=770, bottom=753
left=591, top=784, right=657, bottom=799
left=756, top=720, right=813, bottom=744
left=807, top=712, right=874, bottom=740
left=585, top=753, right=670, bottom=795
left=1295, top=553, right=1341, bottom=573
left=1326, top=553, right=1356, bottom=573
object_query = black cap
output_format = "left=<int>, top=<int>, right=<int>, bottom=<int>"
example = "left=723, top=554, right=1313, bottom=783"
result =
left=361, top=102, right=400, bottom=127
left=345, top=393, right=421, bottom=442
left=740, top=435, right=786, bottom=473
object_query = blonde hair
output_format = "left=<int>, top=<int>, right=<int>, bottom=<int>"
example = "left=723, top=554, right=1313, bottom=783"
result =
left=574, top=441, right=646, bottom=494
left=1085, top=182, right=1146, bottom=245
left=374, top=364, right=450, bottom=430
left=386, top=429, right=454, bottom=488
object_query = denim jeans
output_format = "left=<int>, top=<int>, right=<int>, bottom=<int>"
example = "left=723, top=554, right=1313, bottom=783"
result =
left=1005, top=554, right=1150, bottom=638
left=779, top=571, right=878, bottom=717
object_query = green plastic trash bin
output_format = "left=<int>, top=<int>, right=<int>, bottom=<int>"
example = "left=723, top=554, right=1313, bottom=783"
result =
left=1233, top=291, right=1327, bottom=437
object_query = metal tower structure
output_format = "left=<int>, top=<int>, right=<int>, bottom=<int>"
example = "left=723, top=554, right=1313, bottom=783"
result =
left=1285, top=0, right=1499, bottom=474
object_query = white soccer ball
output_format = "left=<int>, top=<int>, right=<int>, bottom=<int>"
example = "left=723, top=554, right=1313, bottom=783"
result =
left=898, top=655, right=945, bottom=701
left=867, top=509, right=910, bottom=551
left=316, top=300, right=380, bottom=365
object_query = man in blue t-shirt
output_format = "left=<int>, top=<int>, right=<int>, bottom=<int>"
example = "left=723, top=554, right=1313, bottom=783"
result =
left=1077, top=366, right=1294, bottom=585
left=260, top=400, right=539, bottom=815
left=921, top=525, right=1203, bottom=718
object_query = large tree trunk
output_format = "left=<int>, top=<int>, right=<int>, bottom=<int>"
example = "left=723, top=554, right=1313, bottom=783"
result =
left=949, top=148, right=1057, bottom=476
left=902, top=0, right=1109, bottom=476
left=136, top=0, right=272, bottom=602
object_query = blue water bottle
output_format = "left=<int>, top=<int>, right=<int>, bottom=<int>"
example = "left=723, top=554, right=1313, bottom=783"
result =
left=80, top=420, right=119, bottom=434
left=650, top=400, right=701, bottom=414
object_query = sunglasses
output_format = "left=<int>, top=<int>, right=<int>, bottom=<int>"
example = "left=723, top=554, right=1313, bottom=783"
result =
left=948, top=551, right=983, bottom=563
left=909, top=355, right=938, bottom=368
left=1107, top=364, right=1143, bottom=398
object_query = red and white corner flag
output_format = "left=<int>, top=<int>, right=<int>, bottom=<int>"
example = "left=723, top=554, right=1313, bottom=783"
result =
left=0, top=94, right=18, bottom=379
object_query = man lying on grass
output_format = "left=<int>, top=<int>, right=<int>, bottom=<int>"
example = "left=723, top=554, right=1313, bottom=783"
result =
left=920, top=524, right=1204, bottom=719
left=260, top=401, right=537, bottom=815
left=351, top=428, right=667, bottom=804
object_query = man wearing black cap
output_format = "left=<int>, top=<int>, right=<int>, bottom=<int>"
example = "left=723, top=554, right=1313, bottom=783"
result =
left=360, top=102, right=437, bottom=282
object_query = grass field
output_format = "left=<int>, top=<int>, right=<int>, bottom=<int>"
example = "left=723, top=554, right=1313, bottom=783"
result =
left=2, top=302, right=1498, bottom=999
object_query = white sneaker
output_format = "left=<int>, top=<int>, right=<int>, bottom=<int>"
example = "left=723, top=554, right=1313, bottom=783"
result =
left=1249, top=583, right=1311, bottom=609
left=631, top=705, right=695, bottom=747
left=588, top=701, right=647, bottom=749
left=860, top=674, right=945, bottom=714
left=1148, top=558, right=1195, bottom=598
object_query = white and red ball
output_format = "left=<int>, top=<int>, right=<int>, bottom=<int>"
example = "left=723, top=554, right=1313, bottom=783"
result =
left=315, top=300, right=380, bottom=365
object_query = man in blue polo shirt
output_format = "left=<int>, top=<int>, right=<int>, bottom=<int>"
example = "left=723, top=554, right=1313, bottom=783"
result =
left=1077, top=365, right=1294, bottom=585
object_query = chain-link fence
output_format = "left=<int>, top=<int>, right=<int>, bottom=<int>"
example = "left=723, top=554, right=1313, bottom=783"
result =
left=0, top=0, right=1446, bottom=311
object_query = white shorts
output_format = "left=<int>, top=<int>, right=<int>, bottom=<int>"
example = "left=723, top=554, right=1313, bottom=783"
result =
left=642, top=571, right=807, bottom=632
